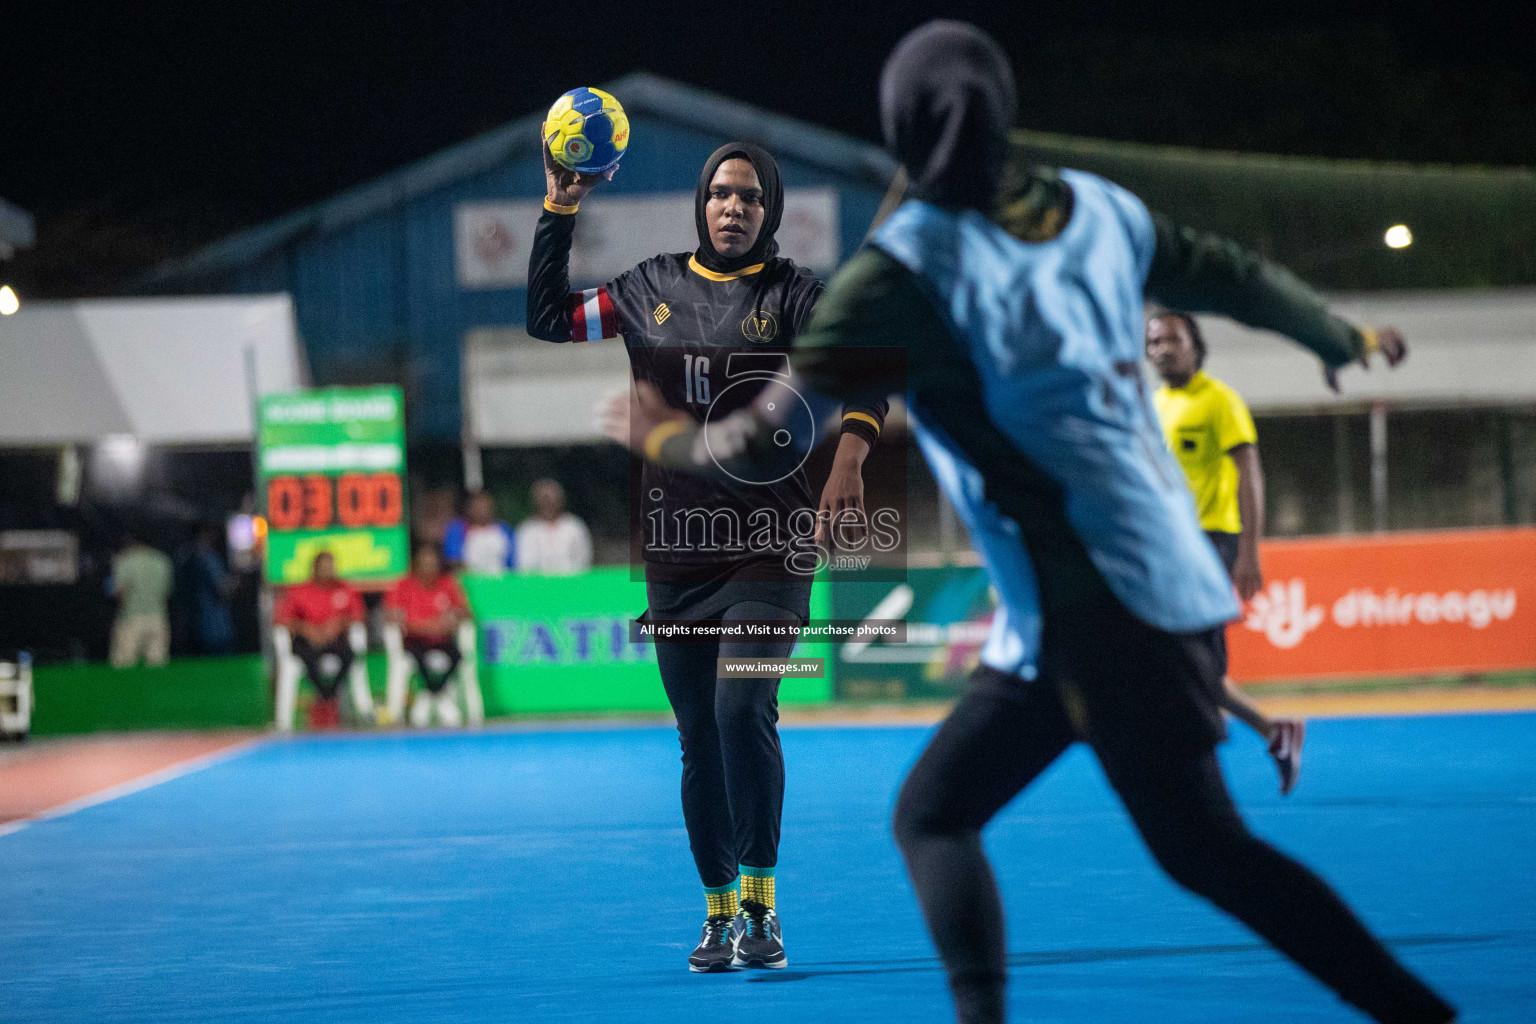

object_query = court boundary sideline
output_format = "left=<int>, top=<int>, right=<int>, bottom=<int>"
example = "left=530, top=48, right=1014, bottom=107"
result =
left=0, top=734, right=265, bottom=839
left=2, top=685, right=1530, bottom=838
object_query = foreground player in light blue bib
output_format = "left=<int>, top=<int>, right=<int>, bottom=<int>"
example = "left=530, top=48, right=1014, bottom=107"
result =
left=616, top=20, right=1453, bottom=1024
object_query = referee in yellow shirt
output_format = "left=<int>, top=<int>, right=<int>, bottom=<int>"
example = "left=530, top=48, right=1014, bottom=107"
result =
left=1146, top=310, right=1305, bottom=795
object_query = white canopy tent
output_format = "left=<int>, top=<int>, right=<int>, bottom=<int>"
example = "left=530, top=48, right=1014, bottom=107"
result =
left=463, top=327, right=631, bottom=449
left=0, top=295, right=305, bottom=446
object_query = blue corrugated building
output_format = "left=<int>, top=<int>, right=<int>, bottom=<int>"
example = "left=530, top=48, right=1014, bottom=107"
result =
left=0, top=196, right=35, bottom=257
left=142, top=74, right=896, bottom=442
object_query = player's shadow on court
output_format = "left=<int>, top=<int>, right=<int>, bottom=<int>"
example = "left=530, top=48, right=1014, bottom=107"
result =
left=746, top=932, right=1506, bottom=983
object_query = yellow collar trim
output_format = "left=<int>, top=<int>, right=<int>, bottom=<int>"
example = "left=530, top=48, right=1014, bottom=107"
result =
left=688, top=255, right=765, bottom=281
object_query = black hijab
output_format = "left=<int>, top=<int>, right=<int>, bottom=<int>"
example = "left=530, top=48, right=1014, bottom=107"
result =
left=879, top=20, right=1017, bottom=211
left=694, top=141, right=784, bottom=274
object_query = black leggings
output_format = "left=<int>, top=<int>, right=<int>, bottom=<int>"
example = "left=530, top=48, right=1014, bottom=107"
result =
left=654, top=600, right=799, bottom=889
left=291, top=634, right=354, bottom=701
left=894, top=651, right=1454, bottom=1024
left=405, top=635, right=462, bottom=693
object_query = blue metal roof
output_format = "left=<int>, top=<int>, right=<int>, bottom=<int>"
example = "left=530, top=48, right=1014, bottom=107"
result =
left=0, top=196, right=35, bottom=251
left=142, top=73, right=897, bottom=288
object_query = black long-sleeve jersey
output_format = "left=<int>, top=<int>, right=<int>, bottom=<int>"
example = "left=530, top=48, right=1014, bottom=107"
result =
left=527, top=204, right=888, bottom=581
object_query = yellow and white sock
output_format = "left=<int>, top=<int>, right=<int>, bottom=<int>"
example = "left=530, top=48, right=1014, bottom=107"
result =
left=739, top=865, right=775, bottom=910
left=704, top=880, right=740, bottom=919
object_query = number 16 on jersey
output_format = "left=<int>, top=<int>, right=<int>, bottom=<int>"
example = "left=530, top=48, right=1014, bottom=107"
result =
left=683, top=354, right=711, bottom=405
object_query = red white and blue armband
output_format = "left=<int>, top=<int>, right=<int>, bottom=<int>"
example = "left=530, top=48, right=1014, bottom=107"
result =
left=569, top=287, right=621, bottom=342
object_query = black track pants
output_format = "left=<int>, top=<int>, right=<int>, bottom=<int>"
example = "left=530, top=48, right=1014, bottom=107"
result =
left=404, top=634, right=462, bottom=693
left=893, top=629, right=1454, bottom=1024
left=655, top=600, right=799, bottom=888
left=291, top=634, right=354, bottom=701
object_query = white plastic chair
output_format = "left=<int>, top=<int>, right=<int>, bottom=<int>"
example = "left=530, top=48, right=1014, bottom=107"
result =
left=383, top=620, right=483, bottom=729
left=273, top=622, right=373, bottom=732
left=0, top=654, right=32, bottom=741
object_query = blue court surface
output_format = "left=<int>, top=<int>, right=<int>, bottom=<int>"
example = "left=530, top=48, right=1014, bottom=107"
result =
left=2, top=712, right=1532, bottom=1023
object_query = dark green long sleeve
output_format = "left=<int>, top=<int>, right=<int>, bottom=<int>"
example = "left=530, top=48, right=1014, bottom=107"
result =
left=1145, top=212, right=1365, bottom=369
left=669, top=165, right=1374, bottom=476
left=788, top=249, right=922, bottom=404
left=994, top=161, right=1368, bottom=368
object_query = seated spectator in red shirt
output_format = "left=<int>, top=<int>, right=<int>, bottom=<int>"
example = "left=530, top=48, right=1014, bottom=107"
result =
left=275, top=551, right=365, bottom=727
left=385, top=543, right=471, bottom=694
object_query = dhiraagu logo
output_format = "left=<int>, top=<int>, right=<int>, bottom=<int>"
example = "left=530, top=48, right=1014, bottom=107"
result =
left=481, top=617, right=656, bottom=665
left=1245, top=580, right=1325, bottom=649
left=1245, top=577, right=1519, bottom=650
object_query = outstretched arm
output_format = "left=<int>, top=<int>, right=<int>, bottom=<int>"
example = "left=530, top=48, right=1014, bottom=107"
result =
left=602, top=249, right=914, bottom=475
left=600, top=377, right=839, bottom=488
left=1144, top=212, right=1406, bottom=389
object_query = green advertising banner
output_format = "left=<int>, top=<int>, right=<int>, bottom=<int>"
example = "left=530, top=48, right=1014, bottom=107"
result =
left=257, top=386, right=409, bottom=585
left=462, top=568, right=834, bottom=714
left=829, top=567, right=997, bottom=700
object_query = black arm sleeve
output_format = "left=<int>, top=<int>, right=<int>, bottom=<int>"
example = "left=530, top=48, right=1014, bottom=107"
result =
left=784, top=265, right=890, bottom=450
left=525, top=209, right=578, bottom=343
left=790, top=249, right=915, bottom=406
left=1145, top=212, right=1364, bottom=369
left=838, top=398, right=889, bottom=449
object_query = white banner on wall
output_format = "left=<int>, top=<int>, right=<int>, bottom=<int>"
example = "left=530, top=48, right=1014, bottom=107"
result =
left=454, top=188, right=840, bottom=290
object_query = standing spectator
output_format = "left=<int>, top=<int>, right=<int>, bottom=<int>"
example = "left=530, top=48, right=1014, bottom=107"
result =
left=515, top=478, right=592, bottom=575
left=109, top=532, right=173, bottom=668
left=411, top=487, right=457, bottom=550
left=385, top=542, right=471, bottom=700
left=179, top=523, right=235, bottom=655
left=442, top=491, right=516, bottom=576
left=275, top=551, right=364, bottom=729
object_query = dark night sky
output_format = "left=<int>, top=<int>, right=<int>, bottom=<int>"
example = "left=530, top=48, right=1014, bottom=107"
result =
left=5, top=0, right=1536, bottom=291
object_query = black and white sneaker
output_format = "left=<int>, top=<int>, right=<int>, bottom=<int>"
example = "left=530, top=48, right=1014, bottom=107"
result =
left=730, top=901, right=787, bottom=969
left=688, top=915, right=739, bottom=973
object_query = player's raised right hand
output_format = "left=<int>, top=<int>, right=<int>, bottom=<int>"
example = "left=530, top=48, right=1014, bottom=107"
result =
left=1373, top=326, right=1407, bottom=367
left=543, top=135, right=610, bottom=209
left=1325, top=325, right=1408, bottom=393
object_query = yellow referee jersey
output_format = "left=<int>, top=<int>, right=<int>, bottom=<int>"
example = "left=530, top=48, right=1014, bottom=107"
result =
left=1152, top=370, right=1257, bottom=534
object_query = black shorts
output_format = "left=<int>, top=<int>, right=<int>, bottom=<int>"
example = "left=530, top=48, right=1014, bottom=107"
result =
left=1206, top=530, right=1240, bottom=575
left=1204, top=531, right=1241, bottom=677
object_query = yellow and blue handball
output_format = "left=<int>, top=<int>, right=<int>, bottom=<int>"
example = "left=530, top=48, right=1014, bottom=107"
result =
left=543, top=87, right=630, bottom=175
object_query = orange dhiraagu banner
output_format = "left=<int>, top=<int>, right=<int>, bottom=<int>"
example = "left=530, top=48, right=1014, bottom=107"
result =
left=1229, top=528, right=1536, bottom=683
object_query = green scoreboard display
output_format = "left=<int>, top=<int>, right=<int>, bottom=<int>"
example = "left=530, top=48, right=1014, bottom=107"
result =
left=257, top=386, right=409, bottom=585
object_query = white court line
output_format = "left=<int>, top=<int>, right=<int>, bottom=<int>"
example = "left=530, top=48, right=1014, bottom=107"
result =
left=0, top=735, right=267, bottom=840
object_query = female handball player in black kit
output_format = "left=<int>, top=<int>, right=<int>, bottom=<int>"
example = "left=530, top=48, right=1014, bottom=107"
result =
left=528, top=136, right=887, bottom=972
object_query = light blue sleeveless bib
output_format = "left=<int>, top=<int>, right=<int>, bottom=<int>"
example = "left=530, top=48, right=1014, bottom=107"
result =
left=872, top=171, right=1238, bottom=671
